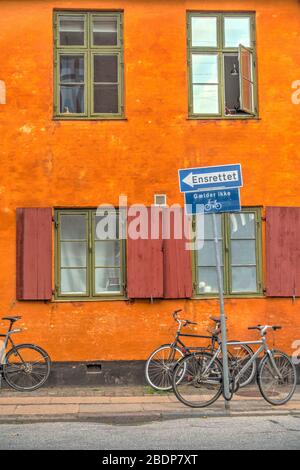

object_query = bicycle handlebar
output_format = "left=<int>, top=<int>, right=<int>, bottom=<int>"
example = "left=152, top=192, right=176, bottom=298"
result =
left=172, top=310, right=198, bottom=328
left=248, top=325, right=282, bottom=332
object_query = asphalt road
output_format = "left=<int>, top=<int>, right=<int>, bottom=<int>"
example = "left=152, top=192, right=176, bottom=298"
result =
left=0, top=416, right=300, bottom=450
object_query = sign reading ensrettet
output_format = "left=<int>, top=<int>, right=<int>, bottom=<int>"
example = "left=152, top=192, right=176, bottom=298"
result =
left=179, top=164, right=243, bottom=193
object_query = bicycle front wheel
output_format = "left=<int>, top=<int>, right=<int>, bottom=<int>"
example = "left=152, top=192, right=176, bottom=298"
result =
left=258, top=351, right=297, bottom=406
left=3, top=344, right=51, bottom=392
left=145, top=345, right=184, bottom=391
left=172, top=352, right=223, bottom=408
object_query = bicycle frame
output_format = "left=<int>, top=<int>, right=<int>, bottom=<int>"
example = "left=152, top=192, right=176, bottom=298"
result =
left=0, top=329, right=22, bottom=367
left=203, top=336, right=283, bottom=383
left=171, top=331, right=219, bottom=355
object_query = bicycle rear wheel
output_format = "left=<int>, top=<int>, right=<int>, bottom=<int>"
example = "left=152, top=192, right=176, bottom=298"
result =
left=3, top=344, right=51, bottom=392
left=145, top=345, right=184, bottom=391
left=258, top=351, right=297, bottom=406
left=172, top=352, right=223, bottom=408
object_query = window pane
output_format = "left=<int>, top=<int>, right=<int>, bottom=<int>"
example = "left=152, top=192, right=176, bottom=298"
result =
left=61, top=269, right=87, bottom=294
left=94, top=84, right=118, bottom=113
left=60, top=56, right=84, bottom=83
left=230, top=213, right=255, bottom=239
left=197, top=240, right=223, bottom=267
left=241, top=79, right=253, bottom=112
left=92, top=17, right=118, bottom=46
left=231, top=240, right=256, bottom=265
left=94, top=55, right=118, bottom=83
left=61, top=242, right=87, bottom=268
left=224, top=17, right=251, bottom=48
left=224, top=54, right=241, bottom=113
left=95, top=241, right=120, bottom=267
left=60, top=85, right=84, bottom=113
left=232, top=267, right=257, bottom=293
left=191, top=17, right=217, bottom=47
left=197, top=267, right=223, bottom=294
left=60, top=215, right=87, bottom=240
left=192, top=55, right=218, bottom=83
left=240, top=47, right=252, bottom=81
left=59, top=16, right=85, bottom=46
left=193, top=84, right=219, bottom=114
left=95, top=268, right=121, bottom=293
left=203, top=214, right=222, bottom=239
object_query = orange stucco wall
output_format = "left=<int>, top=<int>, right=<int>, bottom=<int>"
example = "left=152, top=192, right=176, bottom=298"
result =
left=0, top=0, right=300, bottom=362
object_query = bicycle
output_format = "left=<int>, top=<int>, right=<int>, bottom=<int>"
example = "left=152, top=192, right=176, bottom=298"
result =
left=172, top=324, right=297, bottom=408
left=0, top=316, right=51, bottom=391
left=204, top=200, right=222, bottom=211
left=145, top=309, right=256, bottom=391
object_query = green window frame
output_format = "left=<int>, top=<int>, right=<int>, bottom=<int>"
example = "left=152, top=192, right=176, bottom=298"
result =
left=187, top=12, right=258, bottom=119
left=193, top=208, right=263, bottom=298
left=53, top=11, right=124, bottom=120
left=54, top=209, right=126, bottom=300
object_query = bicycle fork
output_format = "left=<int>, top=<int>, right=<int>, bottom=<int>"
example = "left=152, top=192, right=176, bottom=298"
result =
left=266, top=350, right=284, bottom=381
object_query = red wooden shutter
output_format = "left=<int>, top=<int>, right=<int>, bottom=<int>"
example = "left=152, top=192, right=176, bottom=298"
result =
left=163, top=208, right=193, bottom=298
left=127, top=207, right=164, bottom=298
left=266, top=207, right=300, bottom=297
left=16, top=208, right=52, bottom=300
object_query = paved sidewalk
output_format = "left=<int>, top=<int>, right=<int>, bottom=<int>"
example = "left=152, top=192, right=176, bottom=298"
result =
left=0, top=386, right=299, bottom=424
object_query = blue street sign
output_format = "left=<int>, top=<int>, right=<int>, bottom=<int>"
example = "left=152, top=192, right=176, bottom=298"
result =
left=185, top=188, right=241, bottom=215
left=179, top=164, right=243, bottom=193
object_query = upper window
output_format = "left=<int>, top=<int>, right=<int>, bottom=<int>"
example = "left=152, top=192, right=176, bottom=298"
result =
left=54, top=11, right=124, bottom=119
left=194, top=208, right=263, bottom=297
left=55, top=209, right=125, bottom=299
left=187, top=12, right=257, bottom=118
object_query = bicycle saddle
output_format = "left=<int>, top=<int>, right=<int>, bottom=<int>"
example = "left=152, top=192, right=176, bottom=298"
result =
left=210, top=316, right=227, bottom=323
left=2, top=316, right=22, bottom=323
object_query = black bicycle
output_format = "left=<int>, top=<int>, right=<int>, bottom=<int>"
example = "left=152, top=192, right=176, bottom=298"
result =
left=0, top=316, right=51, bottom=391
left=145, top=310, right=255, bottom=391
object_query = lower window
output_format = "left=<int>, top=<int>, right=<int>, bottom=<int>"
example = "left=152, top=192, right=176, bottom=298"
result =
left=55, top=209, right=125, bottom=299
left=194, top=208, right=263, bottom=296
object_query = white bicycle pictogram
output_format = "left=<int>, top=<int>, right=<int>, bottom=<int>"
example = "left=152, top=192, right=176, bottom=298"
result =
left=204, top=199, right=222, bottom=211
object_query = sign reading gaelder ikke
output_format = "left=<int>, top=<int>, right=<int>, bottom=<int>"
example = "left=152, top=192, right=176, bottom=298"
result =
left=178, top=164, right=243, bottom=193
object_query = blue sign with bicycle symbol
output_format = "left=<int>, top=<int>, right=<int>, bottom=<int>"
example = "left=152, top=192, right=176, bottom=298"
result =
left=184, top=188, right=241, bottom=215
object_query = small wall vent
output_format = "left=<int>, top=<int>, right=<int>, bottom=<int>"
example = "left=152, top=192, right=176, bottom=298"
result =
left=86, top=363, right=102, bottom=374
left=154, top=194, right=167, bottom=206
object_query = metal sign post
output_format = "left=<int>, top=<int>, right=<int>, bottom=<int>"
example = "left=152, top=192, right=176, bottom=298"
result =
left=179, top=163, right=243, bottom=411
left=212, top=213, right=231, bottom=409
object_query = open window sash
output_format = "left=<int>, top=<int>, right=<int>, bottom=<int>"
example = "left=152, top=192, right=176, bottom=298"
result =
left=238, top=44, right=255, bottom=114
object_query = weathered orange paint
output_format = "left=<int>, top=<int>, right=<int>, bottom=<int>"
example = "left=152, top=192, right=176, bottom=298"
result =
left=0, top=0, right=300, bottom=362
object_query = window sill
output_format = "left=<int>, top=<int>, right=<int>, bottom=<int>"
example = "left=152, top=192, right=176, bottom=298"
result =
left=191, top=293, right=265, bottom=300
left=187, top=115, right=260, bottom=121
left=53, top=116, right=127, bottom=122
left=53, top=295, right=127, bottom=302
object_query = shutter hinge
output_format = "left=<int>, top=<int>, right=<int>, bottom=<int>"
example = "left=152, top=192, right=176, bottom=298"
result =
left=123, top=281, right=127, bottom=297
left=261, top=216, right=266, bottom=222
left=53, top=214, right=59, bottom=229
